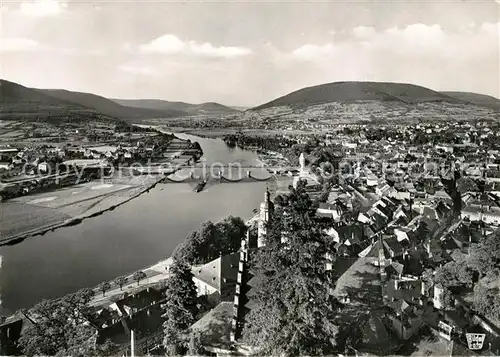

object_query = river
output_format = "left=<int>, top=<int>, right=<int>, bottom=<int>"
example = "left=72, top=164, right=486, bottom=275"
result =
left=0, top=133, right=269, bottom=314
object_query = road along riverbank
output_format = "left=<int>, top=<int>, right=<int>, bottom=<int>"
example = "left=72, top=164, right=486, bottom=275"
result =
left=0, top=157, right=200, bottom=245
left=0, top=131, right=270, bottom=313
left=88, top=212, right=260, bottom=307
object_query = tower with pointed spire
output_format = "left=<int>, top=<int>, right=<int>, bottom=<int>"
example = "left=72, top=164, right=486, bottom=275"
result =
left=258, top=187, right=274, bottom=247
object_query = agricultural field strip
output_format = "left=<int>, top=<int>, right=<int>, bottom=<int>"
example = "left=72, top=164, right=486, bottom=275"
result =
left=11, top=184, right=136, bottom=209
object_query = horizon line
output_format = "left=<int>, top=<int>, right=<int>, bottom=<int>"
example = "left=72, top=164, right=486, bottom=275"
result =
left=1, top=77, right=499, bottom=106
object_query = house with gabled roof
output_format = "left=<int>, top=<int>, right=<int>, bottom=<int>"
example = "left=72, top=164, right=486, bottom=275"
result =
left=190, top=301, right=235, bottom=355
left=355, top=313, right=401, bottom=355
left=0, top=312, right=35, bottom=355
left=382, top=234, right=410, bottom=259
left=191, top=252, right=240, bottom=302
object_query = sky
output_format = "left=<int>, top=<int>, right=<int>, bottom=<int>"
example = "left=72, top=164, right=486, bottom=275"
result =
left=0, top=0, right=499, bottom=106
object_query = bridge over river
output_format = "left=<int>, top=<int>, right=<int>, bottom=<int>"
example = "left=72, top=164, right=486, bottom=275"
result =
left=178, top=164, right=296, bottom=170
left=157, top=164, right=295, bottom=194
left=161, top=169, right=274, bottom=185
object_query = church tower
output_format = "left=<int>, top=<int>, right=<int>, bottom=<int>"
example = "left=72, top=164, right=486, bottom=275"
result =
left=299, top=152, right=307, bottom=176
left=258, top=188, right=274, bottom=247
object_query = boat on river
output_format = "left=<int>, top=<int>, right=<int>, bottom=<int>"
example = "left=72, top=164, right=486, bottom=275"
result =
left=195, top=180, right=207, bottom=193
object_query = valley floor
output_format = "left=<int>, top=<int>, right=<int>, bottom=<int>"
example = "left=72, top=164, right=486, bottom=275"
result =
left=0, top=175, right=163, bottom=245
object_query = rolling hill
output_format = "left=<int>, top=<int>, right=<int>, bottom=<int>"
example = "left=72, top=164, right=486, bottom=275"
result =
left=242, top=81, right=499, bottom=125
left=2, top=78, right=498, bottom=126
left=0, top=79, right=86, bottom=114
left=112, top=98, right=239, bottom=116
left=39, top=89, right=186, bottom=120
left=0, top=79, right=187, bottom=122
left=252, top=81, right=464, bottom=111
left=441, top=91, right=500, bottom=110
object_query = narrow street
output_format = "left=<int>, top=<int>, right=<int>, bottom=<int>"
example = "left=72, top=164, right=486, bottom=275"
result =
left=90, top=258, right=173, bottom=307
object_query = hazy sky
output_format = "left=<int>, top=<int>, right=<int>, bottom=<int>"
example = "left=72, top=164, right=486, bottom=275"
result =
left=0, top=0, right=499, bottom=106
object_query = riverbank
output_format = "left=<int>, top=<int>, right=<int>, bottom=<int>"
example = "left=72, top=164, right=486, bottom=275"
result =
left=88, top=212, right=261, bottom=307
left=89, top=256, right=174, bottom=307
left=162, top=127, right=290, bottom=138
left=0, top=165, right=199, bottom=246
left=156, top=126, right=294, bottom=169
left=0, top=175, right=165, bottom=246
left=257, top=149, right=292, bottom=168
left=0, top=130, right=273, bottom=314
left=0, top=135, right=201, bottom=245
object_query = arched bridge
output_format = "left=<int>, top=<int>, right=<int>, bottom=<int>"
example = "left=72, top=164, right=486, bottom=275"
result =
left=177, top=164, right=297, bottom=171
left=161, top=171, right=274, bottom=184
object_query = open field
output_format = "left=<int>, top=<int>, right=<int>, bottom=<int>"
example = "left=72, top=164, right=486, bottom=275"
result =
left=0, top=202, right=71, bottom=241
left=0, top=175, right=162, bottom=244
left=12, top=181, right=135, bottom=209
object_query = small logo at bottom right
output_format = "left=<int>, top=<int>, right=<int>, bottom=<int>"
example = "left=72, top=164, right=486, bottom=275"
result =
left=466, top=333, right=486, bottom=350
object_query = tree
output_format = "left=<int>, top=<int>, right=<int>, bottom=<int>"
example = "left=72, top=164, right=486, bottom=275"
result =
left=274, top=194, right=285, bottom=206
left=99, top=281, right=111, bottom=297
left=173, top=230, right=200, bottom=264
left=197, top=221, right=218, bottom=262
left=18, top=288, right=95, bottom=356
left=242, top=180, right=338, bottom=356
left=248, top=223, right=258, bottom=246
left=187, top=329, right=205, bottom=355
left=335, top=319, right=362, bottom=354
left=62, top=338, right=118, bottom=357
left=114, top=276, right=128, bottom=291
left=133, top=270, right=147, bottom=286
left=162, top=259, right=199, bottom=354
left=434, top=261, right=474, bottom=289
left=440, top=288, right=455, bottom=311
left=317, top=181, right=333, bottom=203
left=473, top=272, right=500, bottom=321
left=173, top=217, right=247, bottom=265
left=173, top=221, right=216, bottom=265
left=214, top=215, right=247, bottom=254
left=468, top=230, right=500, bottom=277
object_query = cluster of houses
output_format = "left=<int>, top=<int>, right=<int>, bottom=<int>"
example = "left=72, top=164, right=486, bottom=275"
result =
left=0, top=252, right=242, bottom=356
left=1, top=118, right=500, bottom=356
left=0, top=132, right=187, bottom=175
left=187, top=148, right=500, bottom=355
left=0, top=135, right=200, bottom=201
left=0, top=285, right=167, bottom=356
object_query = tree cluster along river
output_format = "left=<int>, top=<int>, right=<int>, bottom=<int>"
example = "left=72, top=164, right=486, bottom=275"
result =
left=0, top=133, right=268, bottom=314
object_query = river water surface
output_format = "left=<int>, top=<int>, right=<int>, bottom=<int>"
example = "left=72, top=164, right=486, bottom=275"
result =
left=0, top=133, right=268, bottom=314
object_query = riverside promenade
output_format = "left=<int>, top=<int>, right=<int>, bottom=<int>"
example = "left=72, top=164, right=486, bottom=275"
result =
left=90, top=257, right=174, bottom=307
left=89, top=213, right=260, bottom=307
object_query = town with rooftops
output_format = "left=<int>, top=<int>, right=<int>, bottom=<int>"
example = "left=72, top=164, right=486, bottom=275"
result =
left=1, top=111, right=500, bottom=356
left=1, top=1, right=500, bottom=355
